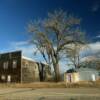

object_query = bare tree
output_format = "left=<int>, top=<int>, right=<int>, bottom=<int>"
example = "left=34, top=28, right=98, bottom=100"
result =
left=66, top=43, right=86, bottom=68
left=28, top=10, right=85, bottom=82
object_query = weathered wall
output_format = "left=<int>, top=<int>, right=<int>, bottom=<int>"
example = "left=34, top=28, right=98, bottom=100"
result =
left=21, top=59, right=40, bottom=83
left=0, top=51, right=21, bottom=83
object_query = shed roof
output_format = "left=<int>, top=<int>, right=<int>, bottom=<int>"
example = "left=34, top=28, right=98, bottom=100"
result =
left=66, top=67, right=98, bottom=73
left=22, top=56, right=48, bottom=65
left=76, top=67, right=98, bottom=72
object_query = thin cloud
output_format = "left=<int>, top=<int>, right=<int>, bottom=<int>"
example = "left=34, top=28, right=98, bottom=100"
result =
left=96, top=35, right=100, bottom=38
left=80, top=42, right=100, bottom=58
left=10, top=41, right=29, bottom=46
left=95, top=31, right=100, bottom=38
left=89, top=42, right=100, bottom=54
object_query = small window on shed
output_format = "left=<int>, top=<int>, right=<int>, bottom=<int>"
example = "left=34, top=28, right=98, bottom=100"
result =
left=13, top=60, right=17, bottom=68
left=3, top=61, right=8, bottom=69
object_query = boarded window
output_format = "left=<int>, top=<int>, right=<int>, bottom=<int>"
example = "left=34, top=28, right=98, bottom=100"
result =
left=22, top=62, right=25, bottom=67
left=1, top=75, right=6, bottom=80
left=13, top=60, right=17, bottom=68
left=7, top=75, right=11, bottom=82
left=3, top=61, right=8, bottom=69
left=25, top=64, right=28, bottom=68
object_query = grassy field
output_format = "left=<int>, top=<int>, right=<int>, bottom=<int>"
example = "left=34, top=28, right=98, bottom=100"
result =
left=0, top=82, right=66, bottom=88
left=0, top=82, right=100, bottom=100
left=0, top=80, right=100, bottom=88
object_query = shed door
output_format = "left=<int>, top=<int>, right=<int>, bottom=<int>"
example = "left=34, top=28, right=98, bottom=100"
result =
left=92, top=74, right=95, bottom=81
left=67, top=74, right=72, bottom=83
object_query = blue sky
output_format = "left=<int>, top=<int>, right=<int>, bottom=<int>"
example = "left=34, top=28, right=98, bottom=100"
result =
left=0, top=0, right=100, bottom=72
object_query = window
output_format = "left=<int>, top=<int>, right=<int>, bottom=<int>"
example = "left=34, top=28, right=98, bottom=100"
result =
left=7, top=75, right=11, bottom=82
left=25, top=64, right=28, bottom=68
left=35, top=65, right=37, bottom=69
left=35, top=66, right=36, bottom=69
left=3, top=61, right=8, bottom=69
left=1, top=75, right=6, bottom=80
left=22, top=62, right=25, bottom=68
left=13, top=60, right=17, bottom=68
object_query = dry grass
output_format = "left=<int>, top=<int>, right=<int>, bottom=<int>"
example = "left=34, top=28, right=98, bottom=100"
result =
left=0, top=82, right=66, bottom=88
left=0, top=81, right=100, bottom=89
left=65, top=80, right=100, bottom=88
left=14, top=82, right=66, bottom=88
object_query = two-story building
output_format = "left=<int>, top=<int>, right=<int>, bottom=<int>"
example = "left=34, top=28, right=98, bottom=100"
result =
left=0, top=51, right=51, bottom=83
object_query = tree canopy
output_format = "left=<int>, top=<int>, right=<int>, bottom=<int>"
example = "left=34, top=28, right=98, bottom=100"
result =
left=28, top=10, right=85, bottom=81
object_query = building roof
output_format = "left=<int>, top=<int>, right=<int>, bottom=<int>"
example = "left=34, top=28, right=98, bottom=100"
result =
left=22, top=56, right=48, bottom=65
left=22, top=56, right=36, bottom=62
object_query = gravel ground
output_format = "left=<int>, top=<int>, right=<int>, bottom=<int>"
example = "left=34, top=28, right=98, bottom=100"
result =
left=0, top=88, right=100, bottom=100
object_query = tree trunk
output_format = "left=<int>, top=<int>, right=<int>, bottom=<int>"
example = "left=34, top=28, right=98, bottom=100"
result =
left=51, top=52, right=60, bottom=82
left=54, top=63, right=60, bottom=82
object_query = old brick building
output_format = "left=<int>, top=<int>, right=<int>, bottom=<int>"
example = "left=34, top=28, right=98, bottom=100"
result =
left=0, top=51, right=51, bottom=83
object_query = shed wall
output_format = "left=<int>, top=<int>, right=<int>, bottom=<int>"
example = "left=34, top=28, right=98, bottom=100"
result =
left=78, top=71, right=99, bottom=81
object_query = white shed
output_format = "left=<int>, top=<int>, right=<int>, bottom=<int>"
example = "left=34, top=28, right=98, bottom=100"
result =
left=65, top=68, right=99, bottom=83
